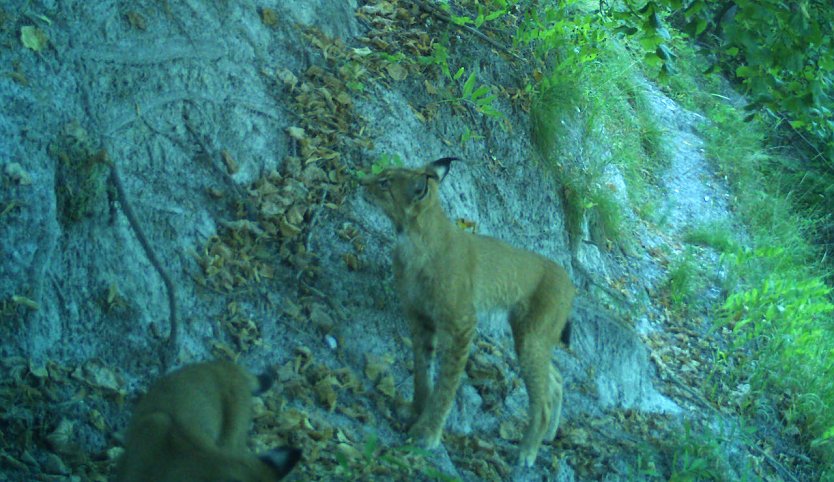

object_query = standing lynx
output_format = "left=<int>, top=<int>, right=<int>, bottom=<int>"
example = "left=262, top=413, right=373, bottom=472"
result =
left=115, top=360, right=301, bottom=482
left=363, top=157, right=575, bottom=466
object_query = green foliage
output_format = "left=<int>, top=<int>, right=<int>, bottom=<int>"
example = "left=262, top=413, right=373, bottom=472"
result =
left=719, top=247, right=834, bottom=460
left=514, top=0, right=605, bottom=67
left=630, top=420, right=757, bottom=481
left=418, top=41, right=452, bottom=79
left=527, top=6, right=668, bottom=244
left=683, top=222, right=738, bottom=253
left=355, top=152, right=403, bottom=180
left=661, top=248, right=705, bottom=314
left=415, top=34, right=503, bottom=120
left=616, top=0, right=834, bottom=262
left=668, top=422, right=723, bottom=482
left=684, top=73, right=834, bottom=470
left=452, top=68, right=503, bottom=118
left=440, top=0, right=518, bottom=29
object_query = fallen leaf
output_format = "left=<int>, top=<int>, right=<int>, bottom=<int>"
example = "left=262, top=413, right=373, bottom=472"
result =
left=309, top=304, right=334, bottom=331
left=386, top=63, right=408, bottom=81
left=221, top=150, right=239, bottom=174
left=20, top=26, right=48, bottom=52
left=314, top=375, right=338, bottom=411
left=287, top=126, right=306, bottom=141
left=499, top=420, right=522, bottom=441
left=12, top=295, right=38, bottom=310
left=377, top=374, right=396, bottom=398
left=46, top=419, right=75, bottom=454
left=4, top=162, right=32, bottom=185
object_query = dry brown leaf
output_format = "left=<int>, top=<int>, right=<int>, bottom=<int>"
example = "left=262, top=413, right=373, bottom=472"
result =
left=386, top=63, right=408, bottom=81
left=287, top=126, right=306, bottom=141
left=221, top=150, right=239, bottom=174
left=4, top=162, right=32, bottom=185
left=499, top=420, right=522, bottom=441
left=343, top=253, right=360, bottom=271
left=286, top=205, right=306, bottom=225
left=377, top=374, right=396, bottom=398
left=424, top=80, right=438, bottom=96
left=314, top=375, right=339, bottom=411
left=278, top=218, right=302, bottom=237
left=336, top=442, right=361, bottom=461
left=72, top=362, right=123, bottom=394
left=309, top=304, right=334, bottom=332
left=277, top=68, right=298, bottom=89
left=46, top=419, right=75, bottom=454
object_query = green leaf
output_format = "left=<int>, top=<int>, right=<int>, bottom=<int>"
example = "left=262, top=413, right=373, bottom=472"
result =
left=615, top=26, right=639, bottom=36
left=470, top=85, right=491, bottom=101
left=475, top=13, right=485, bottom=28
left=453, top=67, right=465, bottom=80
left=643, top=52, right=663, bottom=69
left=20, top=26, right=48, bottom=52
left=462, top=72, right=477, bottom=98
left=451, top=15, right=472, bottom=26
left=735, top=65, right=753, bottom=78
left=695, top=18, right=708, bottom=35
left=639, top=36, right=661, bottom=51
left=485, top=10, right=505, bottom=21
left=704, top=63, right=720, bottom=75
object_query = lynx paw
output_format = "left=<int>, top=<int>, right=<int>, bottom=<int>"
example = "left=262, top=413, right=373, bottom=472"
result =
left=517, top=446, right=538, bottom=468
left=407, top=420, right=442, bottom=449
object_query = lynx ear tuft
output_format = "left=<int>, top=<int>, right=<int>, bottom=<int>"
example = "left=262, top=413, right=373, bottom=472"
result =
left=254, top=369, right=275, bottom=395
left=427, top=157, right=458, bottom=182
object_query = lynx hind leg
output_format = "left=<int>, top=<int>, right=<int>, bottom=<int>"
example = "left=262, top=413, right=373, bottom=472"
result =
left=544, top=365, right=563, bottom=442
left=515, top=336, right=556, bottom=467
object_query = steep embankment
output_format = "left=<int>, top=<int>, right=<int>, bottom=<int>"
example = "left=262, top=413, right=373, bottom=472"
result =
left=0, top=1, right=817, bottom=481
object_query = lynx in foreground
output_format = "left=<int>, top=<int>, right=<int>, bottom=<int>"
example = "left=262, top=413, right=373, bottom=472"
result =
left=115, top=360, right=301, bottom=482
left=363, top=157, right=575, bottom=466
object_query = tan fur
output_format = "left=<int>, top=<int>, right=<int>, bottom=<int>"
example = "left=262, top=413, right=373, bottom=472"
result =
left=363, top=158, right=575, bottom=466
left=115, top=360, right=301, bottom=482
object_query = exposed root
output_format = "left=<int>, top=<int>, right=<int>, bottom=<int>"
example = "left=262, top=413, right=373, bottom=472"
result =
left=104, top=150, right=179, bottom=370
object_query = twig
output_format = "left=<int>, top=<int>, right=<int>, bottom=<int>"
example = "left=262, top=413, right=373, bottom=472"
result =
left=408, top=0, right=524, bottom=62
left=104, top=150, right=179, bottom=370
left=298, top=189, right=330, bottom=283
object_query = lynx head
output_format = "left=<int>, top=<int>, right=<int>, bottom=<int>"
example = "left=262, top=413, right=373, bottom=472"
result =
left=362, top=157, right=456, bottom=230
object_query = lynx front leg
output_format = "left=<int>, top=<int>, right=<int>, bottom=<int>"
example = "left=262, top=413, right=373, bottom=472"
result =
left=406, top=309, right=436, bottom=417
left=408, top=318, right=475, bottom=449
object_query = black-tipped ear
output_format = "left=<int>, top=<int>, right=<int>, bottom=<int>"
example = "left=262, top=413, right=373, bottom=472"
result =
left=254, top=369, right=275, bottom=395
left=427, top=157, right=458, bottom=182
left=261, top=447, right=302, bottom=479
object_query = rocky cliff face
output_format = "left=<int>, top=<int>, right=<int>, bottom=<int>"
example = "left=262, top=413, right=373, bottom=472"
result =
left=0, top=1, right=800, bottom=481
